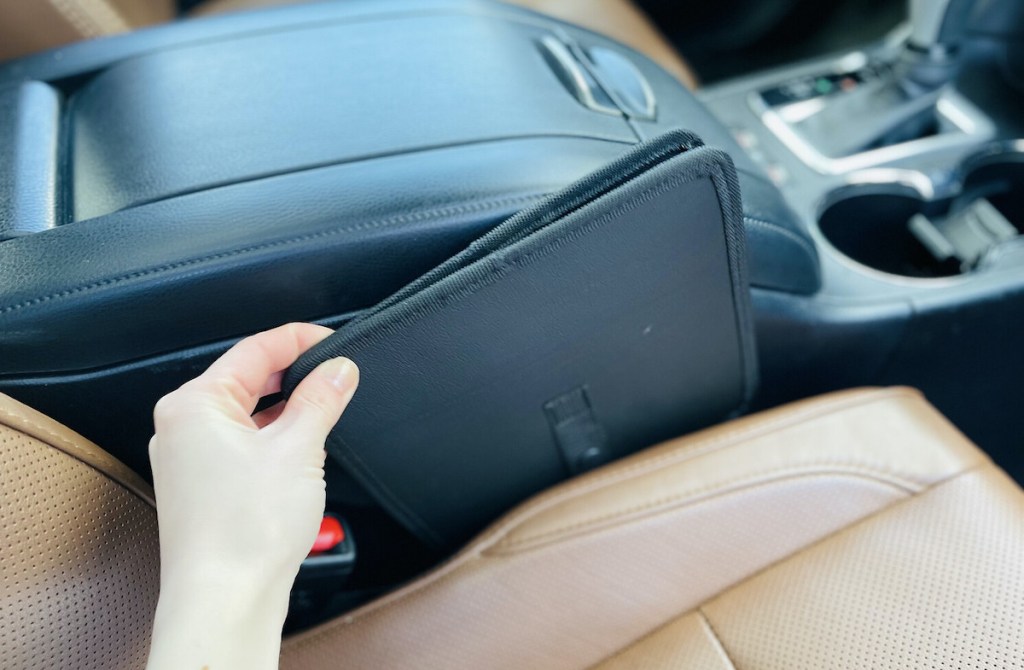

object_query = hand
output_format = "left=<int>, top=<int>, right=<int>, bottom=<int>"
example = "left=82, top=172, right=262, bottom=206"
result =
left=146, top=323, right=358, bottom=670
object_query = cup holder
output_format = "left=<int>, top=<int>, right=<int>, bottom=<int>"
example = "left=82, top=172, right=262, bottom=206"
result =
left=818, top=152, right=1024, bottom=278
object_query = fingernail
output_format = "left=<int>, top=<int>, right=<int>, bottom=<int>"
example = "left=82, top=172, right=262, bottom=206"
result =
left=319, top=358, right=358, bottom=390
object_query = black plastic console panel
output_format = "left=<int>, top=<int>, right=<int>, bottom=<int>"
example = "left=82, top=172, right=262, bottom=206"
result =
left=0, top=0, right=819, bottom=380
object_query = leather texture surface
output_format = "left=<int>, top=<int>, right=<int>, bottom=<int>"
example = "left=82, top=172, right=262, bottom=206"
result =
left=283, top=133, right=755, bottom=547
left=0, top=138, right=619, bottom=375
left=0, top=0, right=173, bottom=60
left=67, top=12, right=636, bottom=221
left=701, top=467, right=1024, bottom=670
left=0, top=81, right=60, bottom=239
left=0, top=0, right=819, bottom=379
left=279, top=387, right=1015, bottom=670
left=0, top=392, right=158, bottom=670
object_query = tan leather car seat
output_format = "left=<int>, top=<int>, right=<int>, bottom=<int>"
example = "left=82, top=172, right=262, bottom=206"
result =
left=0, top=0, right=698, bottom=87
left=2, top=387, right=1022, bottom=669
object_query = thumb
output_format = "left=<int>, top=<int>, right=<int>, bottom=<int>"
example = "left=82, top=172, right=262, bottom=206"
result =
left=272, top=357, right=359, bottom=442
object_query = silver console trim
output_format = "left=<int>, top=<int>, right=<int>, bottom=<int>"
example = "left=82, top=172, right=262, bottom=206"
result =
left=750, top=85, right=995, bottom=175
left=842, top=168, right=936, bottom=199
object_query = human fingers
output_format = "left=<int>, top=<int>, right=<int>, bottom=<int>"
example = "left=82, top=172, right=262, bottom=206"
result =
left=192, top=323, right=334, bottom=414
left=267, top=357, right=358, bottom=444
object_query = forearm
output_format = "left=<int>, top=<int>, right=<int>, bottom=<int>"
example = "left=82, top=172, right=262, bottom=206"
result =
left=145, top=324, right=357, bottom=670
left=146, top=568, right=292, bottom=670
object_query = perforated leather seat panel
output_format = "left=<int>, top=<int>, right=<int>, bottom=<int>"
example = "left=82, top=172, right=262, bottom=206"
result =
left=0, top=400, right=159, bottom=670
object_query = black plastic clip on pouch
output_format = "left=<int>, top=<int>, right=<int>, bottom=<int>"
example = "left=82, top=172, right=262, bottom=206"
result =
left=283, top=129, right=757, bottom=549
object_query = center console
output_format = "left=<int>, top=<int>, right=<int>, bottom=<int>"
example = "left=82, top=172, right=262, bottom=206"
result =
left=700, top=0, right=1024, bottom=459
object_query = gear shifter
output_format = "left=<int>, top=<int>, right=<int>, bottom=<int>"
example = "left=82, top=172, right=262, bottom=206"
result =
left=902, top=0, right=974, bottom=89
left=787, top=0, right=975, bottom=158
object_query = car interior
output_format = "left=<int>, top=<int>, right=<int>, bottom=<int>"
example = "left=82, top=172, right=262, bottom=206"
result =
left=1, top=0, right=1022, bottom=668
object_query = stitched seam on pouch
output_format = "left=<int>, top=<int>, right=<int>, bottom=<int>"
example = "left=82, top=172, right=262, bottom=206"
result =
left=0, top=194, right=543, bottom=316
left=493, top=466, right=919, bottom=552
left=323, top=155, right=728, bottom=359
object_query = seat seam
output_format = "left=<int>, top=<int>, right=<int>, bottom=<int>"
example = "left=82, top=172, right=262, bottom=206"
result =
left=692, top=460, right=991, bottom=607
left=287, top=469, right=909, bottom=649
left=0, top=193, right=543, bottom=317
left=477, top=389, right=945, bottom=548
left=699, top=609, right=739, bottom=670
left=285, top=461, right=991, bottom=652
left=631, top=461, right=995, bottom=658
left=581, top=610, right=738, bottom=670
left=494, top=389, right=917, bottom=515
left=572, top=463, right=991, bottom=670
left=492, top=465, right=920, bottom=553
left=0, top=408, right=155, bottom=507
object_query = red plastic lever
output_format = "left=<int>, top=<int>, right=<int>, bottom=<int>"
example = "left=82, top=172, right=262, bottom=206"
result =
left=310, top=516, right=345, bottom=555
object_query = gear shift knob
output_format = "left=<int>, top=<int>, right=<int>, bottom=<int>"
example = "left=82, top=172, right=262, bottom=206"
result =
left=901, top=0, right=974, bottom=91
left=908, top=0, right=974, bottom=52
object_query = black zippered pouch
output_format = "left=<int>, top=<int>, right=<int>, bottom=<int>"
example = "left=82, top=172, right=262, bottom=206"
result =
left=283, top=129, right=757, bottom=548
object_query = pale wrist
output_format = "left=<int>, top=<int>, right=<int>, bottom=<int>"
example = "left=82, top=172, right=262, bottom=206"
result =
left=147, top=566, right=293, bottom=670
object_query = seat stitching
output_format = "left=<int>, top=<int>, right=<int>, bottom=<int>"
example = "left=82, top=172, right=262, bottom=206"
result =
left=284, top=464, right=990, bottom=651
left=47, top=0, right=129, bottom=37
left=0, top=408, right=155, bottom=506
left=537, top=464, right=988, bottom=670
left=0, top=408, right=121, bottom=471
left=492, top=464, right=920, bottom=553
left=285, top=468, right=912, bottom=648
left=714, top=463, right=992, bottom=590
left=698, top=609, right=739, bottom=670
left=473, top=389, right=930, bottom=547
left=46, top=0, right=102, bottom=37
left=670, top=463, right=990, bottom=635
left=0, top=194, right=543, bottom=316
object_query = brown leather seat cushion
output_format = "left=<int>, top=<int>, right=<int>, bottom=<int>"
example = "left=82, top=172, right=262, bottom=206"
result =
left=2, top=387, right=1022, bottom=669
left=0, top=394, right=159, bottom=669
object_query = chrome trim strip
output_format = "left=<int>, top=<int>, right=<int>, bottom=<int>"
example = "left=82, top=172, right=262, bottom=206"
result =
left=751, top=87, right=995, bottom=175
